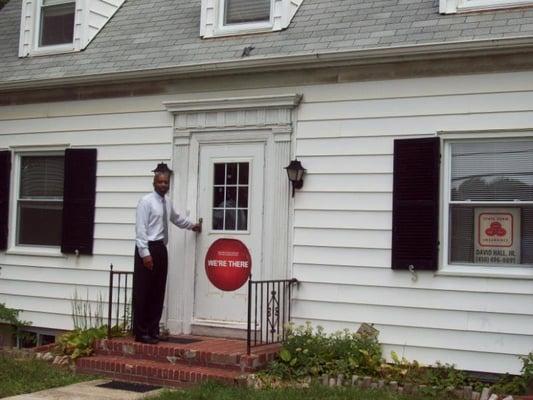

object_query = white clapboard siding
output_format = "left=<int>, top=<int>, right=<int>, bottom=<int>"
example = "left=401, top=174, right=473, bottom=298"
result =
left=97, top=176, right=154, bottom=192
left=97, top=144, right=171, bottom=161
left=18, top=311, right=75, bottom=331
left=295, top=192, right=392, bottom=211
left=93, top=239, right=134, bottom=256
left=295, top=282, right=533, bottom=315
left=96, top=193, right=145, bottom=208
left=298, top=92, right=533, bottom=122
left=97, top=160, right=166, bottom=176
left=0, top=265, right=112, bottom=286
left=302, top=71, right=533, bottom=103
left=291, top=72, right=533, bottom=374
left=95, top=208, right=136, bottom=224
left=0, top=280, right=108, bottom=300
left=293, top=264, right=533, bottom=295
left=0, top=111, right=171, bottom=135
left=293, top=246, right=391, bottom=268
left=298, top=155, right=393, bottom=174
left=302, top=173, right=392, bottom=193
left=292, top=300, right=533, bottom=335
left=296, top=112, right=533, bottom=139
left=0, top=253, right=132, bottom=271
left=94, top=223, right=135, bottom=240
left=294, top=210, right=391, bottom=230
left=294, top=228, right=391, bottom=249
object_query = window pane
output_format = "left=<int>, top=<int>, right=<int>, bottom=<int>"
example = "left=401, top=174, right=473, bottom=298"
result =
left=40, top=2, right=75, bottom=46
left=451, top=141, right=533, bottom=201
left=237, top=209, right=248, bottom=230
left=225, top=209, right=236, bottom=230
left=213, top=186, right=225, bottom=208
left=20, top=156, right=64, bottom=198
left=214, top=164, right=225, bottom=185
left=17, top=201, right=62, bottom=246
left=226, top=163, right=237, bottom=185
left=238, top=163, right=249, bottom=184
left=212, top=209, right=224, bottom=230
left=238, top=187, right=248, bottom=208
left=225, top=0, right=270, bottom=24
left=225, top=186, right=237, bottom=207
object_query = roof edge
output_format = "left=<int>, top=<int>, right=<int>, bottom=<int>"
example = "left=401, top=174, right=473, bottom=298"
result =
left=2, top=36, right=533, bottom=92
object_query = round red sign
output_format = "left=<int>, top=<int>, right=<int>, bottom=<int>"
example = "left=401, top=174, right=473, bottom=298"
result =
left=205, top=239, right=252, bottom=291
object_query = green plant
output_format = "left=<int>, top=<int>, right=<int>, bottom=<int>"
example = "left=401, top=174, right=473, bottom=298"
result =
left=267, top=322, right=383, bottom=379
left=71, top=289, right=105, bottom=330
left=493, top=352, right=533, bottom=396
left=56, top=326, right=107, bottom=360
left=0, top=302, right=32, bottom=347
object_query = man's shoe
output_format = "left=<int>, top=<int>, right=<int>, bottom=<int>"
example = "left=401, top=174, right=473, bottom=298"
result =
left=153, top=334, right=169, bottom=342
left=135, top=335, right=159, bottom=344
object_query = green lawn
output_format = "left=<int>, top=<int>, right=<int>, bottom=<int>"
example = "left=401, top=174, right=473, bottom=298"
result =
left=151, top=382, right=439, bottom=400
left=0, top=354, right=96, bottom=398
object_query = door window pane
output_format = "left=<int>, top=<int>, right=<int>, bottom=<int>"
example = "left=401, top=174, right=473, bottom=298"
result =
left=224, top=0, right=270, bottom=24
left=17, top=155, right=64, bottom=246
left=448, top=141, right=533, bottom=266
left=39, top=1, right=75, bottom=47
left=212, top=162, right=249, bottom=231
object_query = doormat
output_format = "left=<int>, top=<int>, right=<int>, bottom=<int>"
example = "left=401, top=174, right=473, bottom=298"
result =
left=97, top=380, right=161, bottom=393
left=166, top=337, right=203, bottom=344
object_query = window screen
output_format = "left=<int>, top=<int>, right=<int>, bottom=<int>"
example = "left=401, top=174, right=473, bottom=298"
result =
left=448, top=141, right=533, bottom=266
left=224, top=0, right=270, bottom=24
left=39, top=0, right=75, bottom=46
left=17, top=155, right=64, bottom=246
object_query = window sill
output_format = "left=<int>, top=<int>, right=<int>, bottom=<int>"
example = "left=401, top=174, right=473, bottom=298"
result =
left=27, top=46, right=77, bottom=57
left=437, top=264, right=533, bottom=280
left=6, top=246, right=66, bottom=258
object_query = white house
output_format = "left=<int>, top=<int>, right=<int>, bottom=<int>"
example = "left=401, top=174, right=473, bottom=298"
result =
left=0, top=0, right=532, bottom=375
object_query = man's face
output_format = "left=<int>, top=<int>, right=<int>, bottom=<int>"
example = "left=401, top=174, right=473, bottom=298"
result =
left=153, top=173, right=170, bottom=196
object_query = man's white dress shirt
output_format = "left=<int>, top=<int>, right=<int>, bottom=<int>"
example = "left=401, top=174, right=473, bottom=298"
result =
left=135, top=191, right=193, bottom=258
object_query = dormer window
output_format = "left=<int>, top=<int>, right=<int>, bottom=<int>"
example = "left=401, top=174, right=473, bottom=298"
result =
left=440, top=0, right=533, bottom=13
left=39, top=0, right=75, bottom=47
left=224, top=0, right=271, bottom=25
left=18, top=0, right=125, bottom=57
left=201, top=0, right=303, bottom=38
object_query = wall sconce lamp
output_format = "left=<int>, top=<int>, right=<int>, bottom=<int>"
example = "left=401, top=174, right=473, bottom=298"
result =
left=285, top=159, right=306, bottom=197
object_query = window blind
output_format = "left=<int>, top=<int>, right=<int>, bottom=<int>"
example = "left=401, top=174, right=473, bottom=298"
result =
left=225, top=0, right=270, bottom=24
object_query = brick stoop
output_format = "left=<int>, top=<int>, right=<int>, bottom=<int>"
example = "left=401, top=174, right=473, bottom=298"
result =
left=76, top=354, right=245, bottom=388
left=75, top=335, right=280, bottom=387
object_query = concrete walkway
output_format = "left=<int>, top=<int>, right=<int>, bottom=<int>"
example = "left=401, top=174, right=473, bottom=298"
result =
left=3, top=379, right=165, bottom=400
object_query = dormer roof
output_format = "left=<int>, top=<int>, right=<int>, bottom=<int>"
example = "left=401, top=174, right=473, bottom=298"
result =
left=0, top=0, right=533, bottom=91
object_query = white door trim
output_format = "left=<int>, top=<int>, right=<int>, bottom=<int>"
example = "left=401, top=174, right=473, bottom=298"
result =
left=164, top=94, right=301, bottom=335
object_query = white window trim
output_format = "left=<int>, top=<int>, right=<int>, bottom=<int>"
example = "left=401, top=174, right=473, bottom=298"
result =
left=437, top=131, right=533, bottom=280
left=440, top=0, right=533, bottom=13
left=7, top=146, right=68, bottom=257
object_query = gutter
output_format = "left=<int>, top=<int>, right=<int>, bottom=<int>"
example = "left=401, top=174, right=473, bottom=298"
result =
left=1, top=36, right=533, bottom=92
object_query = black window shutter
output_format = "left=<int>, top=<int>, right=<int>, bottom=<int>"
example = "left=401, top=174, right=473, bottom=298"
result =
left=0, top=151, right=11, bottom=251
left=392, top=138, right=440, bottom=271
left=61, top=149, right=97, bottom=255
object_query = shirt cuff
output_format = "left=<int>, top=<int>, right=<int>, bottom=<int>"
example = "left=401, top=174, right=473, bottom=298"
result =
left=138, top=247, right=150, bottom=258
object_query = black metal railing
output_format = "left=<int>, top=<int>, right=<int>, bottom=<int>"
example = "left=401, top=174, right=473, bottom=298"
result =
left=247, top=277, right=298, bottom=354
left=107, top=264, right=133, bottom=338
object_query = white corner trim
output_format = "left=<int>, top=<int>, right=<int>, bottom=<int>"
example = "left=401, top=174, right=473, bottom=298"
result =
left=440, top=0, right=533, bottom=13
left=163, top=94, right=303, bottom=113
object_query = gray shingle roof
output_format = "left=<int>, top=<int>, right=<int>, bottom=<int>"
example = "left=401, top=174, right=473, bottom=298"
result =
left=1, top=0, right=533, bottom=86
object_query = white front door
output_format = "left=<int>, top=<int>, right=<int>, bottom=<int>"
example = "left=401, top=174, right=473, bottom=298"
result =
left=193, top=142, right=264, bottom=330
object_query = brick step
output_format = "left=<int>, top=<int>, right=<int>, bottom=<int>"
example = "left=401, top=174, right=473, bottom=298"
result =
left=76, top=354, right=246, bottom=388
left=94, top=336, right=280, bottom=372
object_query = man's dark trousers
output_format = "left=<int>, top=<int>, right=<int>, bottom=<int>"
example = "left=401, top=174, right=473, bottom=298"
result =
left=132, top=241, right=168, bottom=338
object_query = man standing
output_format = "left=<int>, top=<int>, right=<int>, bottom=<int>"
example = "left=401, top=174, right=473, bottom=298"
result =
left=133, top=163, right=200, bottom=344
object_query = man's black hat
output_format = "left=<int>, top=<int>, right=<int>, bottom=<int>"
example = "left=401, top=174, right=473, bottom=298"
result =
left=152, top=162, right=173, bottom=174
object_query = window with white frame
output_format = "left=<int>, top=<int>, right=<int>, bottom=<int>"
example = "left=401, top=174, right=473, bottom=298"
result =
left=440, top=0, right=533, bottom=13
left=445, top=139, right=533, bottom=267
left=38, top=0, right=76, bottom=47
left=17, top=154, right=64, bottom=247
left=200, top=0, right=303, bottom=38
